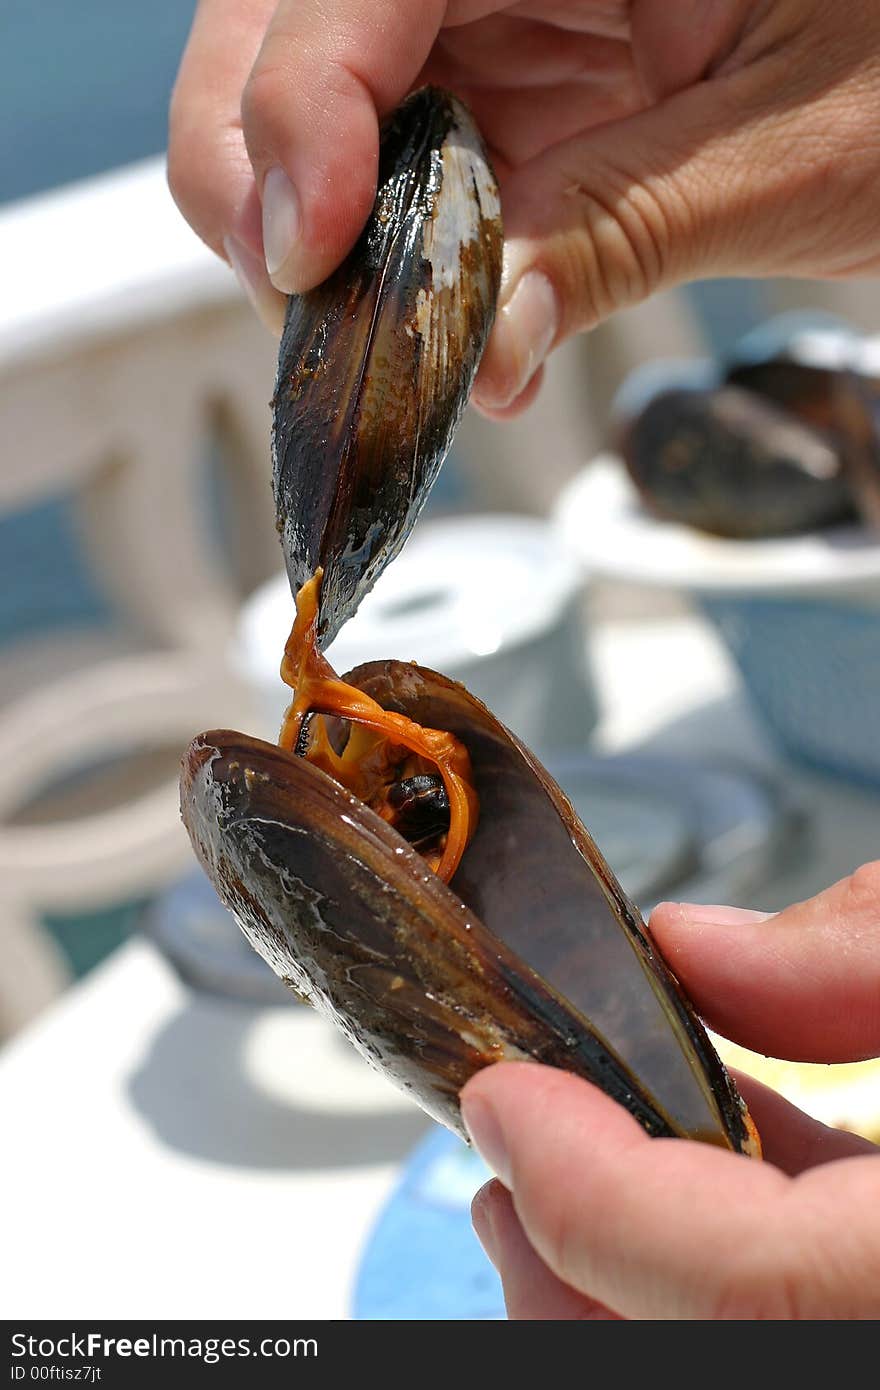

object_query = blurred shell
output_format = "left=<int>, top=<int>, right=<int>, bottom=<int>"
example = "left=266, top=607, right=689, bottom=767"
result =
left=618, top=384, right=856, bottom=539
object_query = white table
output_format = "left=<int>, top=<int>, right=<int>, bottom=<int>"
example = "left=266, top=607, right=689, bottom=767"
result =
left=4, top=600, right=879, bottom=1318
left=1, top=936, right=433, bottom=1319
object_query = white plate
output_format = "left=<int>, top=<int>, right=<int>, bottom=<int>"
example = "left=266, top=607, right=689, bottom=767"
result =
left=553, top=454, right=880, bottom=599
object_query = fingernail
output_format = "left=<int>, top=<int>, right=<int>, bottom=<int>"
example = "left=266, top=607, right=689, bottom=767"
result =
left=261, top=165, right=301, bottom=281
left=471, top=1181, right=500, bottom=1265
left=475, top=271, right=557, bottom=409
left=460, top=1093, right=512, bottom=1188
left=675, top=903, right=774, bottom=926
left=224, top=236, right=287, bottom=336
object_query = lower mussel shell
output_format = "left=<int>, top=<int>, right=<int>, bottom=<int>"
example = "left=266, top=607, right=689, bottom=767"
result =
left=181, top=662, right=758, bottom=1155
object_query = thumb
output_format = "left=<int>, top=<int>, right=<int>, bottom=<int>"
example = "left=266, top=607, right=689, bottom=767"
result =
left=474, top=2, right=880, bottom=411
left=461, top=1061, right=880, bottom=1319
left=649, top=862, right=880, bottom=1064
left=241, top=0, right=447, bottom=293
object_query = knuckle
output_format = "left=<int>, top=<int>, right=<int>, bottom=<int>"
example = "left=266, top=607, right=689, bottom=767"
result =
left=840, top=860, right=880, bottom=923
left=166, top=131, right=205, bottom=223
left=544, top=1199, right=587, bottom=1293
left=165, top=115, right=226, bottom=258
left=165, top=128, right=193, bottom=216
left=710, top=1278, right=791, bottom=1321
left=533, top=1173, right=597, bottom=1295
left=709, top=1223, right=819, bottom=1321
left=709, top=1265, right=788, bottom=1321
left=166, top=85, right=212, bottom=220
left=165, top=141, right=196, bottom=225
left=556, top=165, right=678, bottom=326
left=166, top=85, right=191, bottom=205
left=241, top=62, right=290, bottom=158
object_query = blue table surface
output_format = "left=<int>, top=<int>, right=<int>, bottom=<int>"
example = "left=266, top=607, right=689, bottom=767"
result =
left=352, top=1125, right=504, bottom=1321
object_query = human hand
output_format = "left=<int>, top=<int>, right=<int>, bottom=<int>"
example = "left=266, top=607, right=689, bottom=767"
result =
left=168, top=1, right=880, bottom=416
left=460, top=861, right=880, bottom=1319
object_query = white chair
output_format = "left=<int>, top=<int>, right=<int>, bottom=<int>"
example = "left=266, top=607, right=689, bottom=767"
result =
left=0, top=160, right=278, bottom=1037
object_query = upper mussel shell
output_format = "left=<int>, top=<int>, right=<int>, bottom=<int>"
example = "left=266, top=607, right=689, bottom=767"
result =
left=181, top=665, right=758, bottom=1155
left=272, top=86, right=503, bottom=647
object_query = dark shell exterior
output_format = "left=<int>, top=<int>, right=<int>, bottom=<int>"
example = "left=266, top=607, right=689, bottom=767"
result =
left=271, top=87, right=503, bottom=647
left=725, top=355, right=880, bottom=532
left=618, top=384, right=856, bottom=539
left=180, top=663, right=756, bottom=1154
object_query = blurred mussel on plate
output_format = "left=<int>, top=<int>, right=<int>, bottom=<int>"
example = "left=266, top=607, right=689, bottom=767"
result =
left=615, top=321, right=880, bottom=539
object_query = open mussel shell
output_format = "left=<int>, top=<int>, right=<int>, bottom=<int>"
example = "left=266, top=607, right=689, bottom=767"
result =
left=618, top=384, right=856, bottom=538
left=272, top=87, right=503, bottom=647
left=181, top=665, right=758, bottom=1155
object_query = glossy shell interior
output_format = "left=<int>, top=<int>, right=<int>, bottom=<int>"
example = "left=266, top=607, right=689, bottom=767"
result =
left=181, top=662, right=758, bottom=1154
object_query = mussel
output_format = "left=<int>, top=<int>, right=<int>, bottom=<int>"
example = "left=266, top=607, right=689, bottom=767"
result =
left=617, top=382, right=858, bottom=539
left=616, top=321, right=880, bottom=539
left=725, top=326, right=880, bottom=532
left=272, top=85, right=503, bottom=648
left=180, top=88, right=760, bottom=1156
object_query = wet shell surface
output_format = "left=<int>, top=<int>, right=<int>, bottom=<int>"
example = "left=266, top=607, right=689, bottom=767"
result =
left=272, top=87, right=503, bottom=647
left=181, top=662, right=758, bottom=1154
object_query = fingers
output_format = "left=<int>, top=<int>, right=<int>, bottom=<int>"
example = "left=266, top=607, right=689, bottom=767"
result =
left=472, top=1179, right=621, bottom=1320
left=241, top=0, right=447, bottom=292
left=473, top=1, right=880, bottom=412
left=471, top=363, right=545, bottom=421
left=649, top=862, right=880, bottom=1062
left=168, top=0, right=286, bottom=333
left=169, top=0, right=448, bottom=318
left=731, top=1071, right=878, bottom=1176
left=462, top=1063, right=880, bottom=1319
left=471, top=269, right=557, bottom=415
